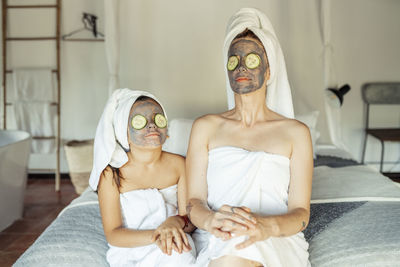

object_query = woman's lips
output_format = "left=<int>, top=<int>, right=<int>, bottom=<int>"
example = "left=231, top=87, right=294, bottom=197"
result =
left=235, top=77, right=250, bottom=82
left=145, top=132, right=160, bottom=138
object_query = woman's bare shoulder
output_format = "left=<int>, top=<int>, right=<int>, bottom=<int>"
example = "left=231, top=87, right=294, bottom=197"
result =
left=195, top=113, right=226, bottom=123
left=101, top=165, right=114, bottom=181
left=98, top=165, right=119, bottom=192
left=193, top=113, right=227, bottom=131
left=161, top=151, right=185, bottom=170
left=162, top=151, right=185, bottom=163
left=281, top=118, right=311, bottom=139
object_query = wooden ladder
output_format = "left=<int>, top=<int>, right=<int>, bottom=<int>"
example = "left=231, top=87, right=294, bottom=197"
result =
left=2, top=0, right=62, bottom=191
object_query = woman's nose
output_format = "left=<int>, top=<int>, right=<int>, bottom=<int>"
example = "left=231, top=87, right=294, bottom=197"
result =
left=238, top=63, right=247, bottom=72
left=147, top=122, right=156, bottom=129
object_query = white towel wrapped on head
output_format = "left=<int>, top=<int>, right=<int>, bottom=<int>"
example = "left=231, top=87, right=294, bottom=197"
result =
left=89, top=88, right=167, bottom=191
left=223, top=7, right=294, bottom=119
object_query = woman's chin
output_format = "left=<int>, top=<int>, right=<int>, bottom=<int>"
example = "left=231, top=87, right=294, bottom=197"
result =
left=143, top=142, right=163, bottom=148
left=233, top=87, right=259, bottom=95
left=131, top=142, right=164, bottom=149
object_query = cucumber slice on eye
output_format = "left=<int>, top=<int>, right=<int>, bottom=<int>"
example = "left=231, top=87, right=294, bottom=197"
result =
left=227, top=56, right=239, bottom=71
left=154, top=114, right=167, bottom=128
left=131, top=114, right=147, bottom=130
left=245, top=53, right=261, bottom=69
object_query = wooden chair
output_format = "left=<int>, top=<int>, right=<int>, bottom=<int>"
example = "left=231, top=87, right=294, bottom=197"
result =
left=361, top=82, right=400, bottom=179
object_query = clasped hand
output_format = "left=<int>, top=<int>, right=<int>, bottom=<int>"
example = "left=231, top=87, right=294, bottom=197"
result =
left=206, top=205, right=273, bottom=249
left=151, top=216, right=191, bottom=255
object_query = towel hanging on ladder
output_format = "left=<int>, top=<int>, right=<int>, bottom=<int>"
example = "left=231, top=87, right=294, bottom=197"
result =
left=12, top=68, right=56, bottom=154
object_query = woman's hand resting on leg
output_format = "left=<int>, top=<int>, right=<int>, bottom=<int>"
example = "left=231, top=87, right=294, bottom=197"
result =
left=208, top=205, right=278, bottom=249
left=220, top=206, right=280, bottom=250
left=223, top=206, right=310, bottom=250
left=204, top=205, right=257, bottom=240
left=151, top=216, right=192, bottom=255
left=234, top=213, right=278, bottom=249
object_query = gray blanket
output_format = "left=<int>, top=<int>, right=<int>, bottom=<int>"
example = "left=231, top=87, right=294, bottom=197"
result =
left=306, top=165, right=400, bottom=266
left=14, top=165, right=400, bottom=267
left=307, top=201, right=400, bottom=266
left=14, top=197, right=107, bottom=267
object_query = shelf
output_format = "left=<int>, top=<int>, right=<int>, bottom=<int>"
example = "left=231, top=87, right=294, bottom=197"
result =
left=6, top=37, right=57, bottom=41
left=7, top=5, right=58, bottom=9
left=6, top=102, right=59, bottom=106
left=6, top=69, right=58, bottom=73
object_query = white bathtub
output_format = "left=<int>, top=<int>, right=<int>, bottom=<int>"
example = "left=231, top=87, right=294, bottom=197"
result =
left=0, top=130, right=31, bottom=232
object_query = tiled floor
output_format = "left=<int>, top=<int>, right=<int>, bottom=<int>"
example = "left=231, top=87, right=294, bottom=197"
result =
left=0, top=179, right=78, bottom=267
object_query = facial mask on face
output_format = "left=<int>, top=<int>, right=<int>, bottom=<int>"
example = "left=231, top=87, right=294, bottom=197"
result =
left=227, top=38, right=268, bottom=95
left=128, top=99, right=168, bottom=147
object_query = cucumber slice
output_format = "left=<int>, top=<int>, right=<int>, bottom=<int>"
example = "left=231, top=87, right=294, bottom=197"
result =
left=227, top=55, right=239, bottom=71
left=154, top=114, right=167, bottom=128
left=131, top=114, right=147, bottom=130
left=245, top=53, right=261, bottom=69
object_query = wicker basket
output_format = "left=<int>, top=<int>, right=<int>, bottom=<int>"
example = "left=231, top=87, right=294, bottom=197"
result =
left=64, top=139, right=94, bottom=194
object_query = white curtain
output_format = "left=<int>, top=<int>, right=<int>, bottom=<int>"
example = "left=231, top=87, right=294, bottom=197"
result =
left=318, top=0, right=346, bottom=150
left=104, top=0, right=120, bottom=96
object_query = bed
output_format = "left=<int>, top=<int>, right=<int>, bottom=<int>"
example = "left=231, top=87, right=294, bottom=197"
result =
left=14, top=119, right=400, bottom=267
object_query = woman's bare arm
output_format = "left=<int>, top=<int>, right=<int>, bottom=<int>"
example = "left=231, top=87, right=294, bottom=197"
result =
left=176, top=156, right=197, bottom=233
left=283, top=121, right=313, bottom=234
left=98, top=166, right=155, bottom=247
left=185, top=118, right=214, bottom=230
left=261, top=121, right=313, bottom=236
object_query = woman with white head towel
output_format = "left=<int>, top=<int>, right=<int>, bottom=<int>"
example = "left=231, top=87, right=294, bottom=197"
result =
left=89, top=89, right=196, bottom=266
left=186, top=8, right=312, bottom=266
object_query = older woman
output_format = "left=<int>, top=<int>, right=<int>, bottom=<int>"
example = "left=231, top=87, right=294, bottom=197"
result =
left=186, top=8, right=312, bottom=267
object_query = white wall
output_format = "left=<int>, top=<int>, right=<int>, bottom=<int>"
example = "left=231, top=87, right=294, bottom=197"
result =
left=331, top=0, right=400, bottom=171
left=1, top=0, right=399, bottom=172
left=119, top=0, right=325, bottom=124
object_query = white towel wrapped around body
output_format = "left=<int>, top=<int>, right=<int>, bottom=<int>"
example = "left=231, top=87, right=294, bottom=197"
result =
left=223, top=7, right=294, bottom=119
left=194, top=146, right=310, bottom=266
left=106, top=185, right=196, bottom=267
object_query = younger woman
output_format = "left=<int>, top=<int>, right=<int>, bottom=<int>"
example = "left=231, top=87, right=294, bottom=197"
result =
left=89, top=89, right=195, bottom=266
